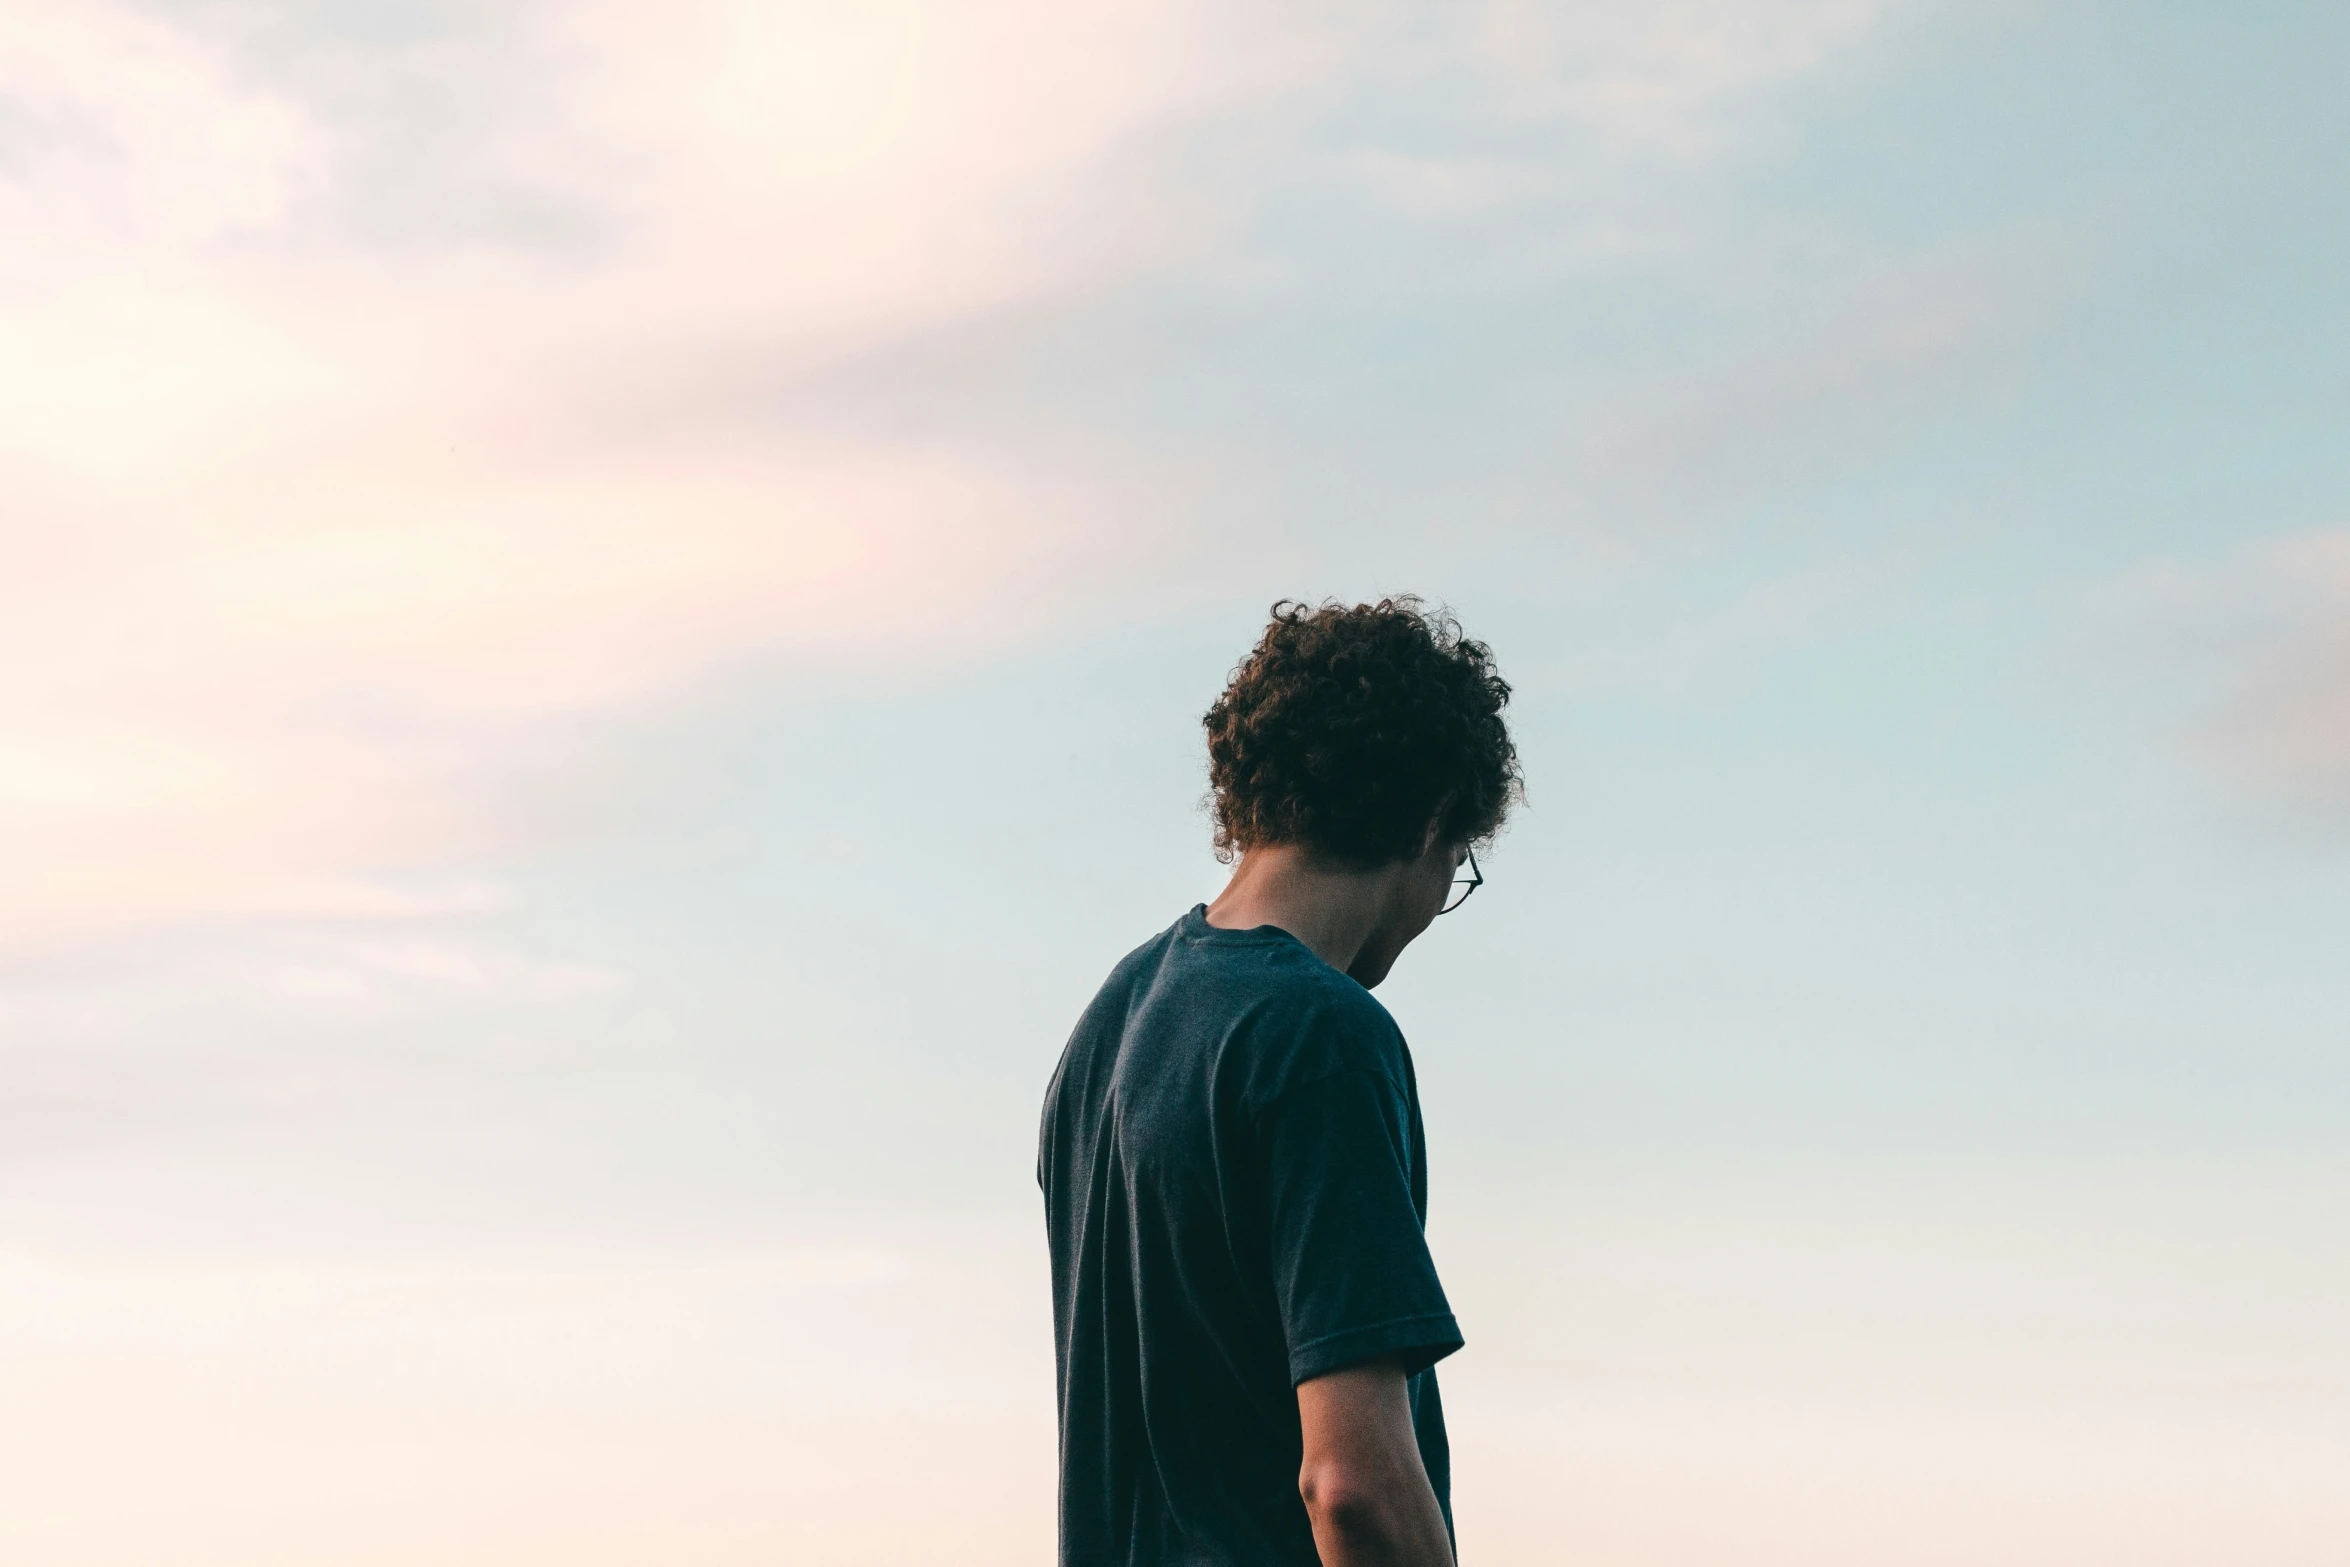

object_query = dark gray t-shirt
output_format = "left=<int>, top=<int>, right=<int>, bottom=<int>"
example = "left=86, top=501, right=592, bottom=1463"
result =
left=1038, top=906, right=1461, bottom=1566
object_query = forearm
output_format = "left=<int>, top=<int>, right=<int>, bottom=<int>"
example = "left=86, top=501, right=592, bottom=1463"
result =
left=1296, top=1359, right=1455, bottom=1567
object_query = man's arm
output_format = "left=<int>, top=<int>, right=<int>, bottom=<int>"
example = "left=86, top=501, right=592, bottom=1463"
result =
left=1296, top=1359, right=1455, bottom=1567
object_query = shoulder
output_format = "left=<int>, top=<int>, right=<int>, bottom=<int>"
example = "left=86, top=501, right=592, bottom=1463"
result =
left=1073, top=918, right=1188, bottom=1026
left=1048, top=919, right=1187, bottom=1098
left=1223, top=945, right=1408, bottom=1109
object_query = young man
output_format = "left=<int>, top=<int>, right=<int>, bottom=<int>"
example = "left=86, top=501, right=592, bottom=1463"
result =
left=1039, top=599, right=1521, bottom=1567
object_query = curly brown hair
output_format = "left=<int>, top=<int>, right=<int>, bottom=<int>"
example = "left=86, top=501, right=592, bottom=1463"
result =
left=1204, top=598, right=1521, bottom=867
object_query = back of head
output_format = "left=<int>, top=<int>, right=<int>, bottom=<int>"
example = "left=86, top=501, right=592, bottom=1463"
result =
left=1204, top=598, right=1521, bottom=868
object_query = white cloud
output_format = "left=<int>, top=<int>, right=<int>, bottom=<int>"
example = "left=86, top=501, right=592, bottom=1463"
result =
left=0, top=0, right=1251, bottom=948
left=0, top=1, right=320, bottom=248
left=2114, top=531, right=2350, bottom=825
left=1456, top=0, right=1887, bottom=151
left=1583, top=246, right=2047, bottom=512
left=0, top=0, right=1902, bottom=952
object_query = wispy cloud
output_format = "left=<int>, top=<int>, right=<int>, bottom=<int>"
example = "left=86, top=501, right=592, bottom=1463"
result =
left=2110, top=531, right=2350, bottom=829
left=4, top=0, right=1254, bottom=946
left=1582, top=245, right=2056, bottom=516
left=1456, top=0, right=1886, bottom=150
left=2, top=0, right=1901, bottom=952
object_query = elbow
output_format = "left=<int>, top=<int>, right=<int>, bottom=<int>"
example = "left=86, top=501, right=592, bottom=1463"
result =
left=1298, top=1461, right=1384, bottom=1538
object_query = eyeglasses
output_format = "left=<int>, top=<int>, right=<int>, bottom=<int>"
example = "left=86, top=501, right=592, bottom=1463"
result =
left=1439, top=846, right=1482, bottom=915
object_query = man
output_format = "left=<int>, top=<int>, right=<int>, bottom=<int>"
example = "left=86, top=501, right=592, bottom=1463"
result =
left=1039, top=598, right=1521, bottom=1566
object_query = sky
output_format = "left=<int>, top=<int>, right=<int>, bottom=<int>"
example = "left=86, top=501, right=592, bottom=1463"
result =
left=2, top=1, right=2346, bottom=1562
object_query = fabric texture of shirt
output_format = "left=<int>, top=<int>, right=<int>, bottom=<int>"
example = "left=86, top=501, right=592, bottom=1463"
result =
left=1038, top=906, right=1461, bottom=1566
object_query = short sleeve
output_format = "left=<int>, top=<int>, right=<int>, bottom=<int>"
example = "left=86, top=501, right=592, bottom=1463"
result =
left=1259, top=1069, right=1462, bottom=1385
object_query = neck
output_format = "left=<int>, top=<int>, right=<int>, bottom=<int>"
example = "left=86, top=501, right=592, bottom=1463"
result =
left=1203, top=842, right=1427, bottom=986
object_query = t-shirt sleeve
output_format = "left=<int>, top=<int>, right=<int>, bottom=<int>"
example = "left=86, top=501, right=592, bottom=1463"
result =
left=1258, top=1068, right=1463, bottom=1385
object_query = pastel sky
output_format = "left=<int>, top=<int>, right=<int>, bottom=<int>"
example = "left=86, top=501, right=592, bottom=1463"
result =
left=4, top=3, right=2346, bottom=1563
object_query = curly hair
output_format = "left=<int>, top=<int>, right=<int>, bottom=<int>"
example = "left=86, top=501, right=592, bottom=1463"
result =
left=1204, top=598, right=1521, bottom=867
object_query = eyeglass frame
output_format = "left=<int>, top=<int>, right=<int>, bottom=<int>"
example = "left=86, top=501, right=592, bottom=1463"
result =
left=1439, top=845, right=1482, bottom=915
